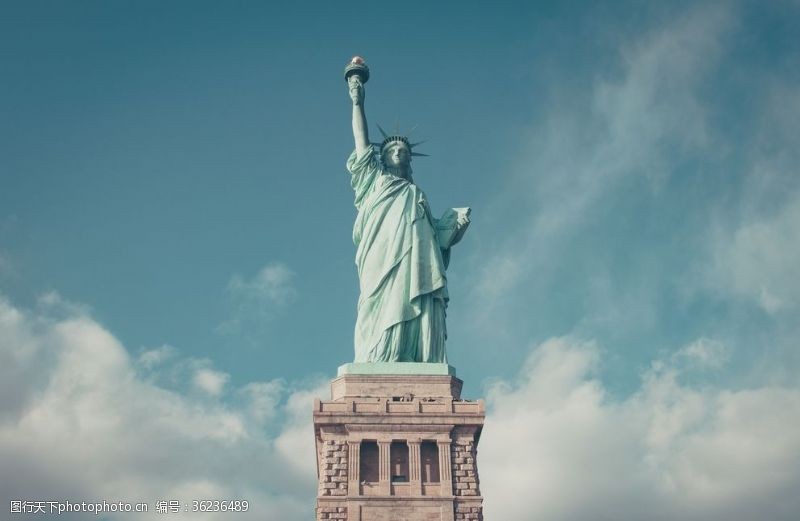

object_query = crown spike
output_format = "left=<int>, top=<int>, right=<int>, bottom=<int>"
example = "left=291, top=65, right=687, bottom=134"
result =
left=374, top=122, right=427, bottom=159
left=406, top=124, right=419, bottom=137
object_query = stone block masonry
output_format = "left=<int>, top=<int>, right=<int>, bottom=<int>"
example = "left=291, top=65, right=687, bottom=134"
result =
left=451, top=438, right=480, bottom=497
left=319, top=440, right=349, bottom=497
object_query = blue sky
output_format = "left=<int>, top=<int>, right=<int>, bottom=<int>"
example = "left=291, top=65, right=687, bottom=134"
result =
left=2, top=1, right=799, bottom=520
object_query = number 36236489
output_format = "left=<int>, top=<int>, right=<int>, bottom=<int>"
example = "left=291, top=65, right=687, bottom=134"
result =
left=191, top=500, right=249, bottom=512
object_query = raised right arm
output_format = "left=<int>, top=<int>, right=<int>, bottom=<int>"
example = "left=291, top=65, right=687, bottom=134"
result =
left=349, top=76, right=370, bottom=159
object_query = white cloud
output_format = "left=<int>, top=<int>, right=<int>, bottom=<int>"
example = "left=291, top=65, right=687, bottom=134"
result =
left=227, top=263, right=296, bottom=305
left=274, top=379, right=330, bottom=478
left=474, top=3, right=732, bottom=309
left=710, top=194, right=800, bottom=314
left=35, top=290, right=92, bottom=317
left=239, top=380, right=285, bottom=424
left=481, top=337, right=800, bottom=521
left=136, top=344, right=177, bottom=371
left=675, top=337, right=728, bottom=369
left=0, top=293, right=317, bottom=520
left=192, top=367, right=230, bottom=396
left=218, top=262, right=297, bottom=336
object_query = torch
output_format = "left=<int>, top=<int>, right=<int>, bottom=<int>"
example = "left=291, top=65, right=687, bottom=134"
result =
left=344, top=56, right=370, bottom=84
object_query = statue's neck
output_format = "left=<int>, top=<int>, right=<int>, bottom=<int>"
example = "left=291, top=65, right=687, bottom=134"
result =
left=385, top=165, right=413, bottom=182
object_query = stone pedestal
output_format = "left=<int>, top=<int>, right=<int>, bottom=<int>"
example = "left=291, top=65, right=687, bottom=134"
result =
left=314, top=372, right=484, bottom=521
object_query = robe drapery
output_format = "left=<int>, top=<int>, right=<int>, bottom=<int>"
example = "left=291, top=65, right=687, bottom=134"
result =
left=347, top=148, right=449, bottom=363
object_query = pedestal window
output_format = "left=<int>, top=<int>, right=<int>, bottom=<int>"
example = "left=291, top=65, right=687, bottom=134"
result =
left=421, top=441, right=440, bottom=483
left=359, top=441, right=379, bottom=483
left=390, top=441, right=409, bottom=483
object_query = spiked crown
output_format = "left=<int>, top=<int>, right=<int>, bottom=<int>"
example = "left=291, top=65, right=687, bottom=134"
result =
left=374, top=124, right=428, bottom=158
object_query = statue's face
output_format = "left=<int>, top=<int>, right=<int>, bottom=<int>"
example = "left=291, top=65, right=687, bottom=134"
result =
left=383, top=143, right=411, bottom=168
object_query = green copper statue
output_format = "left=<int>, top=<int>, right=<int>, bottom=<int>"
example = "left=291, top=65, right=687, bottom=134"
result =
left=344, top=57, right=470, bottom=364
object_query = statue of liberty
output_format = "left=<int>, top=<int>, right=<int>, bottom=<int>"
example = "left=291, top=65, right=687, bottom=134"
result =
left=344, top=57, right=470, bottom=365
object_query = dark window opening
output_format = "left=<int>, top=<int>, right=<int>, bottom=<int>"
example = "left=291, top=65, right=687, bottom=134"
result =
left=390, top=441, right=409, bottom=483
left=421, top=441, right=440, bottom=483
left=360, top=441, right=379, bottom=483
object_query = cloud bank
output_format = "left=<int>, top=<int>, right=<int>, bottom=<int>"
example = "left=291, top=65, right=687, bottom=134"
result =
left=3, top=292, right=798, bottom=521
left=0, top=293, right=322, bottom=520
left=480, top=337, right=800, bottom=521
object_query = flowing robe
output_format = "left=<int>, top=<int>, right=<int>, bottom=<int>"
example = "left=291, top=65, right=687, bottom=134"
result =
left=347, top=148, right=449, bottom=363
